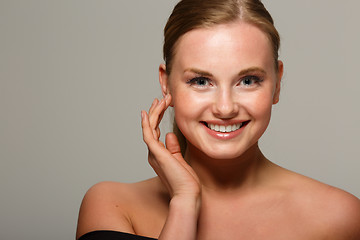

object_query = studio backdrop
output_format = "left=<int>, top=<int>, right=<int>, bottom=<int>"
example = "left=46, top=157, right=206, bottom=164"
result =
left=1, top=1, right=359, bottom=240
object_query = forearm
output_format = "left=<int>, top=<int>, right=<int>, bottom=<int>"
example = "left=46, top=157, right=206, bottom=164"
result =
left=158, top=195, right=201, bottom=240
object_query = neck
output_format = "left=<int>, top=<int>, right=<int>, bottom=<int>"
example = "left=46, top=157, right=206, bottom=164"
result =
left=184, top=143, right=271, bottom=193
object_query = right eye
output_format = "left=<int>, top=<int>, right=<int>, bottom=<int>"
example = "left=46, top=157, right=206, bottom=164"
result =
left=187, top=77, right=211, bottom=87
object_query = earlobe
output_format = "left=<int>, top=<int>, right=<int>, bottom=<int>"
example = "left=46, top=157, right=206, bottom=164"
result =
left=273, top=60, right=283, bottom=104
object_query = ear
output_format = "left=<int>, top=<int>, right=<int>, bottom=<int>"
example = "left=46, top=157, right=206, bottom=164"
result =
left=159, top=64, right=169, bottom=97
left=159, top=64, right=174, bottom=106
left=273, top=60, right=283, bottom=104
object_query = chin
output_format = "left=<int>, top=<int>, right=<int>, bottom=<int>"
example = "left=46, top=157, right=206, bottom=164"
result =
left=211, top=149, right=249, bottom=160
left=192, top=143, right=255, bottom=161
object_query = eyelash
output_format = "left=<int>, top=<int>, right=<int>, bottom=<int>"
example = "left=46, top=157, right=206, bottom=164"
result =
left=186, top=77, right=211, bottom=87
left=187, top=75, right=263, bottom=88
left=239, top=75, right=263, bottom=87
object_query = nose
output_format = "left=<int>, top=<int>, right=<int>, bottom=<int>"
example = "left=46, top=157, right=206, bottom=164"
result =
left=212, top=88, right=239, bottom=119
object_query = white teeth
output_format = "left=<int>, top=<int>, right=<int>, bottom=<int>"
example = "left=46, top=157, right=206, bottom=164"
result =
left=232, top=124, right=241, bottom=131
left=220, top=125, right=226, bottom=132
left=208, top=123, right=243, bottom=133
left=225, top=125, right=232, bottom=132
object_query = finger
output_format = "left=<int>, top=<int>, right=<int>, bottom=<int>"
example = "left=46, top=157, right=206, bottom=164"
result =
left=148, top=97, right=170, bottom=139
left=148, top=99, right=161, bottom=138
left=153, top=95, right=171, bottom=139
left=148, top=98, right=159, bottom=116
left=165, top=132, right=182, bottom=160
left=152, top=94, right=171, bottom=130
left=157, top=94, right=172, bottom=126
left=141, top=110, right=165, bottom=151
left=165, top=132, right=200, bottom=184
left=165, top=93, right=172, bottom=107
left=141, top=110, right=154, bottom=144
left=156, top=128, right=161, bottom=139
left=149, top=98, right=164, bottom=128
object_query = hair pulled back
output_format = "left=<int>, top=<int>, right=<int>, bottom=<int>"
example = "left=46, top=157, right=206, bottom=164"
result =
left=163, top=0, right=280, bottom=156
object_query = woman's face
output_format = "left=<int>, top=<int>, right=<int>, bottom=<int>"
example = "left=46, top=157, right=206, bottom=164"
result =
left=160, top=21, right=283, bottom=160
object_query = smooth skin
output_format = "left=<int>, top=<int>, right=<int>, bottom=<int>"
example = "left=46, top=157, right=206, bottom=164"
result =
left=76, top=21, right=360, bottom=240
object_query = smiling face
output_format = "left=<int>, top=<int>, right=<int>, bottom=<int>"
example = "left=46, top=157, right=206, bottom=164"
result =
left=160, top=21, right=283, bottom=160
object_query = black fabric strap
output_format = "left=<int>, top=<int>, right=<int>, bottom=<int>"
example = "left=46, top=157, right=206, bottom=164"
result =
left=78, top=230, right=157, bottom=240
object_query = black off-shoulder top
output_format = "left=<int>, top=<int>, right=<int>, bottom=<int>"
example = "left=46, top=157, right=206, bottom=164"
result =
left=78, top=230, right=157, bottom=240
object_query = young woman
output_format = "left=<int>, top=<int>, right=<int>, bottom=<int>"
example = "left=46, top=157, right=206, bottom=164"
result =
left=76, top=0, right=360, bottom=239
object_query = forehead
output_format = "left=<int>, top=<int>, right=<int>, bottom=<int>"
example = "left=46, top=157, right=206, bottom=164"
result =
left=172, top=21, right=274, bottom=73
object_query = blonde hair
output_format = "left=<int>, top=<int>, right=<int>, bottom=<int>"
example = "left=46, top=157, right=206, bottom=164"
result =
left=163, top=0, right=280, bottom=156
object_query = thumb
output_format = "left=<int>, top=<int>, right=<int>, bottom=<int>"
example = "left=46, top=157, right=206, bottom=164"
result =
left=165, top=132, right=182, bottom=160
left=166, top=132, right=200, bottom=184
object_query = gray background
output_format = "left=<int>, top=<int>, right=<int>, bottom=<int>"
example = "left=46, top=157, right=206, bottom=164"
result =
left=1, top=1, right=359, bottom=239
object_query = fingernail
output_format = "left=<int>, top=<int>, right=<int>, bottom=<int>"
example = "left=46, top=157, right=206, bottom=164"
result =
left=151, top=99, right=157, bottom=107
left=141, top=111, right=145, bottom=120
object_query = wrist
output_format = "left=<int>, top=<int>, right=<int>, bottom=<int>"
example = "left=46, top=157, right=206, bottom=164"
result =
left=159, top=195, right=201, bottom=240
left=170, top=194, right=201, bottom=217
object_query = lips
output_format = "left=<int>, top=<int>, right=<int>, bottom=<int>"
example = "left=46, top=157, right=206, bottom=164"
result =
left=201, top=121, right=250, bottom=133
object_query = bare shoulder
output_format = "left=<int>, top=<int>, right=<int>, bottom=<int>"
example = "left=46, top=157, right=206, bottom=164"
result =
left=76, top=178, right=167, bottom=239
left=318, top=185, right=360, bottom=239
left=280, top=169, right=360, bottom=239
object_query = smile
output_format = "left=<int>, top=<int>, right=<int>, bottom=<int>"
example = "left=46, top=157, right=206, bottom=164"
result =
left=202, top=121, right=249, bottom=133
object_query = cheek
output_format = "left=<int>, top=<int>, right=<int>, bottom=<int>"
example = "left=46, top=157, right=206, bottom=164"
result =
left=240, top=91, right=274, bottom=120
left=172, top=90, right=194, bottom=129
left=172, top=89, right=210, bottom=117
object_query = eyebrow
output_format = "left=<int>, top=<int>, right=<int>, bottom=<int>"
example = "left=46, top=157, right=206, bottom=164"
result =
left=238, top=67, right=267, bottom=76
left=184, top=68, right=213, bottom=77
left=184, top=67, right=267, bottom=77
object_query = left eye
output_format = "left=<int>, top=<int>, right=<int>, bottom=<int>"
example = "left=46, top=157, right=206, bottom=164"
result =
left=240, top=75, right=262, bottom=87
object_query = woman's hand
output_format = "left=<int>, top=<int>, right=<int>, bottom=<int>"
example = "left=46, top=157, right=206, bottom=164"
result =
left=141, top=94, right=201, bottom=199
left=141, top=94, right=201, bottom=239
